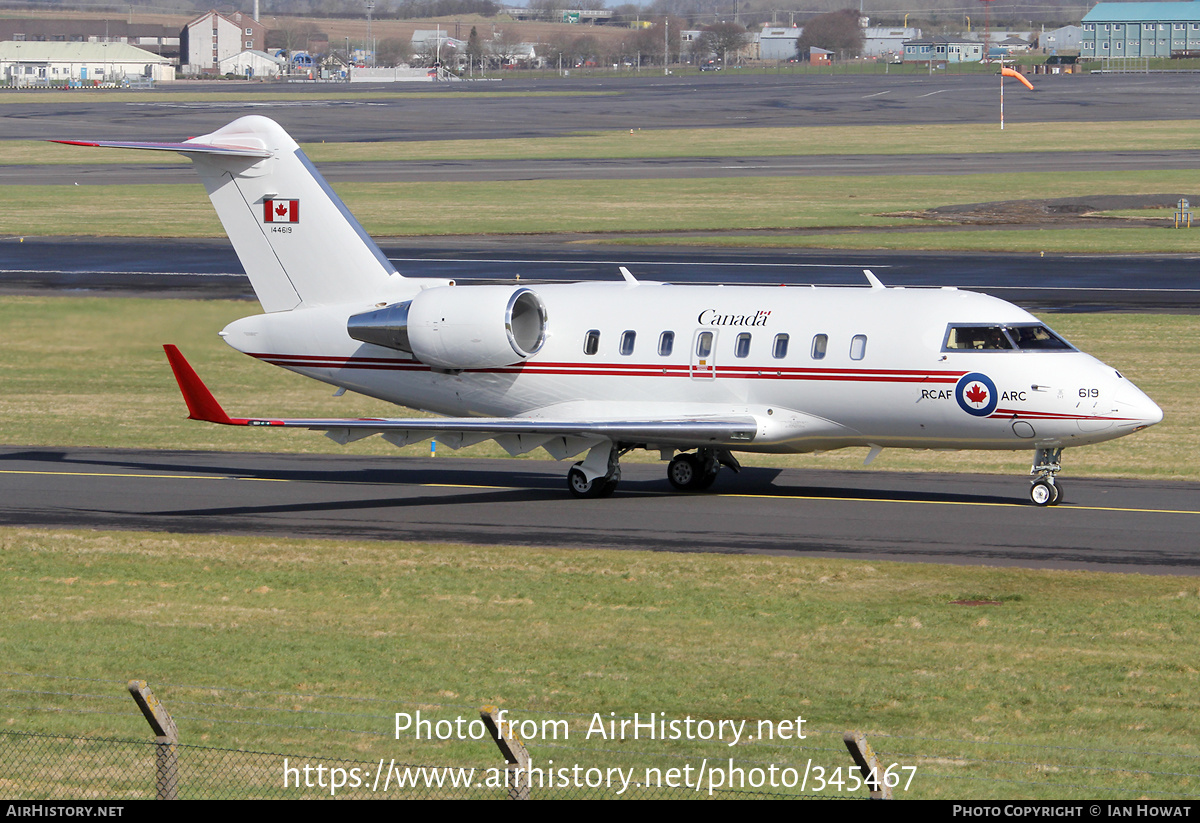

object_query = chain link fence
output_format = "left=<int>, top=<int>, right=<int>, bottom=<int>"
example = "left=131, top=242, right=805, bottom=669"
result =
left=1, top=730, right=842, bottom=799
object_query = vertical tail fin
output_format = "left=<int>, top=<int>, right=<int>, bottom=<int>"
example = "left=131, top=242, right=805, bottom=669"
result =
left=186, top=116, right=399, bottom=311
left=56, top=115, right=399, bottom=312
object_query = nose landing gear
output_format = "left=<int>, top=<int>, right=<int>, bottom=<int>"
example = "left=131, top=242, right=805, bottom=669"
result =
left=1029, top=447, right=1064, bottom=506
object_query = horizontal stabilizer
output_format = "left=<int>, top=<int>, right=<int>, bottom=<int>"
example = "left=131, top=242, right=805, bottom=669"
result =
left=51, top=139, right=273, bottom=159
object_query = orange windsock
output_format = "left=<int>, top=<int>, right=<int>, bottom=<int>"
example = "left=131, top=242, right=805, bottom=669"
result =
left=1001, top=67, right=1034, bottom=90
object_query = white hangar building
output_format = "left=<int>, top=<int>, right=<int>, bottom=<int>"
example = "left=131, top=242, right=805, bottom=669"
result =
left=0, top=41, right=174, bottom=85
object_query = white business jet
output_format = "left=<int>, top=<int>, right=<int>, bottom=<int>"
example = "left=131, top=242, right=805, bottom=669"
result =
left=57, top=116, right=1162, bottom=505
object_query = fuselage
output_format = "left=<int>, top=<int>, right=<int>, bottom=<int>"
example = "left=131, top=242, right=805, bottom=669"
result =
left=220, top=281, right=1162, bottom=456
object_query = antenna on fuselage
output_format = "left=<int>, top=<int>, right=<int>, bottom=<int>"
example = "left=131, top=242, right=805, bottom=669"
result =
left=863, top=269, right=885, bottom=289
left=619, top=266, right=639, bottom=284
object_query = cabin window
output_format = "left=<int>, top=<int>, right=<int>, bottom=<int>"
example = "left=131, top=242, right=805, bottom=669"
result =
left=734, top=333, right=751, bottom=358
left=849, top=334, right=867, bottom=361
left=619, top=330, right=636, bottom=356
left=811, top=334, right=828, bottom=360
left=773, top=333, right=789, bottom=359
left=696, top=331, right=714, bottom=359
left=658, top=331, right=675, bottom=356
left=583, top=329, right=600, bottom=355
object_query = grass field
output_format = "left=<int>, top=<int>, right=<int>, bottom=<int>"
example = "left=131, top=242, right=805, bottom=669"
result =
left=15, top=120, right=1200, bottom=165
left=6, top=170, right=1200, bottom=256
left=9, top=118, right=1199, bottom=254
left=3, top=527, right=1198, bottom=799
left=0, top=296, right=1190, bottom=480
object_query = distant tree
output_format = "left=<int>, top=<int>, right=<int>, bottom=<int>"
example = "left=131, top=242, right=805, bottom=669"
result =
left=627, top=15, right=684, bottom=65
left=698, top=22, right=749, bottom=63
left=796, top=9, right=863, bottom=60
left=569, top=34, right=602, bottom=66
left=391, top=0, right=500, bottom=17
left=465, top=26, right=485, bottom=65
left=266, top=21, right=325, bottom=53
left=611, top=3, right=643, bottom=23
left=490, top=27, right=525, bottom=66
left=526, top=0, right=559, bottom=20
left=377, top=37, right=410, bottom=66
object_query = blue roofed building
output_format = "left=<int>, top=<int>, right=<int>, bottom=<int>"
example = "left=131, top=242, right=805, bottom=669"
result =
left=1082, top=1, right=1200, bottom=58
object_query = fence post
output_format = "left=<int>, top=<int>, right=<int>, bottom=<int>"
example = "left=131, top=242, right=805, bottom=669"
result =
left=480, top=706, right=530, bottom=800
left=128, top=680, right=179, bottom=800
left=843, top=730, right=893, bottom=799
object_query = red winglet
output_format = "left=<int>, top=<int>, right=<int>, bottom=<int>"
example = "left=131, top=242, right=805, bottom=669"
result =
left=163, top=345, right=236, bottom=425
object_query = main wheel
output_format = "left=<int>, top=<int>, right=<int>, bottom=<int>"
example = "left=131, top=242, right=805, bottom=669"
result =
left=568, top=466, right=599, bottom=498
left=567, top=466, right=616, bottom=498
left=667, top=453, right=702, bottom=491
left=696, top=458, right=721, bottom=490
left=1030, top=478, right=1055, bottom=507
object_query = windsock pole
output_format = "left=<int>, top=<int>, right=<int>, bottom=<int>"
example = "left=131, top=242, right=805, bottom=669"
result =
left=999, top=66, right=1034, bottom=130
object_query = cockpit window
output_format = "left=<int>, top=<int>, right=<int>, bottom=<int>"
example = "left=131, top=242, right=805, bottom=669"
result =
left=943, top=324, right=1073, bottom=352
left=1006, top=324, right=1073, bottom=350
left=944, top=326, right=1015, bottom=351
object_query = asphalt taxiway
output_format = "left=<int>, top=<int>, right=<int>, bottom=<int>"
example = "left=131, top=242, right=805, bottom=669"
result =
left=9, top=73, right=1200, bottom=143
left=4, top=237, right=1199, bottom=312
left=2, top=447, right=1197, bottom=575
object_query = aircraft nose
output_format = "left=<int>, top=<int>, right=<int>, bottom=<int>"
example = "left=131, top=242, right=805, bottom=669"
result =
left=1114, top=381, right=1163, bottom=430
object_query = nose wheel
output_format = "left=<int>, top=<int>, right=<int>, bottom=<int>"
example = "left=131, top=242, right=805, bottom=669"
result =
left=1029, top=478, right=1062, bottom=507
left=1029, top=447, right=1064, bottom=506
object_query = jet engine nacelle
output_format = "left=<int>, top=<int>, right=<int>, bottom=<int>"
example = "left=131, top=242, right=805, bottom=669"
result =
left=347, top=286, right=548, bottom=369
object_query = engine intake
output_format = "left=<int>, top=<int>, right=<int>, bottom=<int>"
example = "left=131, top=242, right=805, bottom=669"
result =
left=347, top=286, right=547, bottom=369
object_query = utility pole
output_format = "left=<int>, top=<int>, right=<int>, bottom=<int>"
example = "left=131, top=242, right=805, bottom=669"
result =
left=664, top=17, right=669, bottom=75
left=366, top=0, right=375, bottom=66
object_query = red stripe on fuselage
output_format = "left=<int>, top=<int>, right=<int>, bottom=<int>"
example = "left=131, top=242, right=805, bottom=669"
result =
left=247, top=352, right=966, bottom=384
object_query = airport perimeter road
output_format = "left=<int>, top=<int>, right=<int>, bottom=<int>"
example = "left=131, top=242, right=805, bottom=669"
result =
left=6, top=73, right=1200, bottom=143
left=0, top=447, right=1196, bottom=575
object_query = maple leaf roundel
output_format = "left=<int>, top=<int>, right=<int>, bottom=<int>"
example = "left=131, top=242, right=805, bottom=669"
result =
left=954, top=372, right=998, bottom=417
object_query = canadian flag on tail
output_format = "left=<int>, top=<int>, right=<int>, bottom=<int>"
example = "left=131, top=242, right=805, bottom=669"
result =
left=263, top=199, right=299, bottom=223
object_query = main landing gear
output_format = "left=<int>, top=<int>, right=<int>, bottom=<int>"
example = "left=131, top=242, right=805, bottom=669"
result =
left=1029, top=447, right=1064, bottom=507
left=667, top=450, right=721, bottom=491
left=566, top=442, right=625, bottom=498
left=565, top=444, right=740, bottom=498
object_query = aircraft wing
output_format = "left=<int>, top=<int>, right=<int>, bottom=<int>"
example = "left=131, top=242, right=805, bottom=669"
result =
left=164, top=346, right=758, bottom=458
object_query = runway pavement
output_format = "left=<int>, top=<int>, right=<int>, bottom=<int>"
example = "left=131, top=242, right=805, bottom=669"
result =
left=3, top=237, right=1199, bottom=312
left=9, top=73, right=1200, bottom=143
left=2, top=447, right=1197, bottom=575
